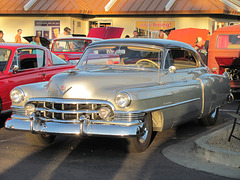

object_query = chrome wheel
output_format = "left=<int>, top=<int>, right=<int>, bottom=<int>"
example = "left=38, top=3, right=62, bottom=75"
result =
left=138, top=119, right=150, bottom=144
left=199, top=107, right=219, bottom=126
left=124, top=113, right=153, bottom=153
left=211, top=108, right=217, bottom=119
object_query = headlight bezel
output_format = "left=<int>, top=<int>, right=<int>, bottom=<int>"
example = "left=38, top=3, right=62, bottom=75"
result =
left=115, top=91, right=132, bottom=108
left=10, top=88, right=25, bottom=103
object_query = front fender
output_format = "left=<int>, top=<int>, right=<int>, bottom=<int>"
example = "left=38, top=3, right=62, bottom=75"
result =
left=11, top=82, right=49, bottom=108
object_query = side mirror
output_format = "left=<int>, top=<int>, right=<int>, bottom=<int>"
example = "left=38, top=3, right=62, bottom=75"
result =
left=12, top=65, right=19, bottom=74
left=168, top=66, right=176, bottom=73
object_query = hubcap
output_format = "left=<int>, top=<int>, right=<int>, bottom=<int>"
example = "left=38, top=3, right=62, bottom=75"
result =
left=211, top=108, right=217, bottom=119
left=138, top=119, right=149, bottom=144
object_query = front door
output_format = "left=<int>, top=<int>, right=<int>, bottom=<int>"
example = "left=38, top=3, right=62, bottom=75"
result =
left=165, top=49, right=203, bottom=126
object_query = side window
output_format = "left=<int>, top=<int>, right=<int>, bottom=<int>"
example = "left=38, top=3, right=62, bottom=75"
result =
left=16, top=48, right=45, bottom=70
left=217, top=34, right=240, bottom=49
left=171, top=49, right=197, bottom=69
left=164, top=50, right=174, bottom=69
left=0, top=48, right=11, bottom=72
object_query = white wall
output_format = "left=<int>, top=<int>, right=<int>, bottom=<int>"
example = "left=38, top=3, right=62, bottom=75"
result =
left=0, top=16, right=237, bottom=42
left=91, top=17, right=213, bottom=38
left=0, top=16, right=80, bottom=42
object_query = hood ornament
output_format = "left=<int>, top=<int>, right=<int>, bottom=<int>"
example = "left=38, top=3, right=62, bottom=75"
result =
left=57, top=85, right=72, bottom=95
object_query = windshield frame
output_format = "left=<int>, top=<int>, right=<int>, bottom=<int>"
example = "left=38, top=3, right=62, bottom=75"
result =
left=76, top=43, right=164, bottom=70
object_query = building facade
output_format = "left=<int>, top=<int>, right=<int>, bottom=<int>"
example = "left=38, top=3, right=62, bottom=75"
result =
left=0, top=0, right=239, bottom=42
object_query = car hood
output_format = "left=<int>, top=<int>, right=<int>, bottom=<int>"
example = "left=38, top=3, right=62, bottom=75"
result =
left=47, top=66, right=158, bottom=100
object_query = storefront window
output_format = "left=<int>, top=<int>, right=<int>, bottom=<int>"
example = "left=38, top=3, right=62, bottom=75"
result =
left=34, top=20, right=60, bottom=39
left=89, top=21, right=112, bottom=30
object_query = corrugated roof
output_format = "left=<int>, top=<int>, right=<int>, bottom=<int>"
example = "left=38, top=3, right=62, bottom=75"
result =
left=0, top=0, right=239, bottom=15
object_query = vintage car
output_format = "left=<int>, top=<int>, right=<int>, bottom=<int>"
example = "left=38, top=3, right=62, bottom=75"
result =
left=208, top=25, right=240, bottom=91
left=5, top=39, right=232, bottom=153
left=50, top=37, right=103, bottom=64
left=50, top=27, right=124, bottom=64
left=0, top=43, right=75, bottom=116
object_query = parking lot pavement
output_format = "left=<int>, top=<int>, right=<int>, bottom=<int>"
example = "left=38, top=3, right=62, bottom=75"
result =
left=163, top=109, right=240, bottom=179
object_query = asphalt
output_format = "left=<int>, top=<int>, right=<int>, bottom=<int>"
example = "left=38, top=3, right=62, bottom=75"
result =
left=162, top=120, right=240, bottom=179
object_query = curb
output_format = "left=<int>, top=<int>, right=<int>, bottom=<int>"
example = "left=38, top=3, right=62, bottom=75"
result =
left=194, top=124, right=240, bottom=168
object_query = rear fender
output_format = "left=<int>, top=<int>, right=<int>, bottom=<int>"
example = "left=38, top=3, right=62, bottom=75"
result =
left=197, top=73, right=230, bottom=118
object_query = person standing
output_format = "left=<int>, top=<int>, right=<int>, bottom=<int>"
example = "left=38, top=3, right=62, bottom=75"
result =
left=194, top=37, right=208, bottom=64
left=132, top=30, right=139, bottom=38
left=158, top=29, right=167, bottom=39
left=0, top=30, right=5, bottom=42
left=58, top=27, right=72, bottom=38
left=30, top=36, right=42, bottom=54
left=30, top=36, right=42, bottom=46
left=15, top=29, right=22, bottom=43
left=0, top=30, right=6, bottom=60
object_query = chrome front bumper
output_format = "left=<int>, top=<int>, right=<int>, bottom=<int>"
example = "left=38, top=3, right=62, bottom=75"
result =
left=5, top=114, right=143, bottom=137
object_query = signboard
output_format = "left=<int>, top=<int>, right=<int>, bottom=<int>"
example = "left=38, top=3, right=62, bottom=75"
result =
left=34, top=20, right=60, bottom=39
left=136, top=20, right=175, bottom=31
left=136, top=20, right=175, bottom=38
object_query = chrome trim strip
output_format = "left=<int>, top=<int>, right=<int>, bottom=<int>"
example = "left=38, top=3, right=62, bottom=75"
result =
left=36, top=108, right=99, bottom=114
left=11, top=105, right=25, bottom=109
left=36, top=116, right=141, bottom=125
left=197, top=78, right=204, bottom=115
left=115, top=97, right=201, bottom=114
left=38, top=117, right=81, bottom=124
left=90, top=120, right=141, bottom=126
left=11, top=114, right=31, bottom=120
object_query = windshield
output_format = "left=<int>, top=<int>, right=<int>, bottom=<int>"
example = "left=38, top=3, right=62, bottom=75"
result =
left=52, top=39, right=92, bottom=52
left=0, top=48, right=11, bottom=72
left=77, top=45, right=163, bottom=69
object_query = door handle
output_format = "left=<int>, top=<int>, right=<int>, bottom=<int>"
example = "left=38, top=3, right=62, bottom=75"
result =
left=42, top=73, right=47, bottom=81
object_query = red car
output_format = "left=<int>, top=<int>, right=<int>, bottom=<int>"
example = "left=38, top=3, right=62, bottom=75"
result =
left=0, top=43, right=75, bottom=115
left=51, top=37, right=103, bottom=64
left=51, top=27, right=124, bottom=64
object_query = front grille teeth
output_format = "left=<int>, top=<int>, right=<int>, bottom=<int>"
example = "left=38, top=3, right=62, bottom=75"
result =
left=30, top=100, right=113, bottom=122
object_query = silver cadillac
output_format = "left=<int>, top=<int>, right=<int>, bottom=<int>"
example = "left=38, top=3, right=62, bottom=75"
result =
left=5, top=38, right=232, bottom=153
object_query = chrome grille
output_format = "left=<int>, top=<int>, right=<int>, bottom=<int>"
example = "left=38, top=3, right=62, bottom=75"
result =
left=12, top=106, right=25, bottom=116
left=27, top=98, right=114, bottom=123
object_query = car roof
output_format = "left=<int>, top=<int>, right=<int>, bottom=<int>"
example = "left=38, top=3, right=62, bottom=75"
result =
left=0, top=43, right=47, bottom=50
left=214, top=24, right=240, bottom=32
left=88, top=38, right=196, bottom=51
left=52, top=37, right=103, bottom=41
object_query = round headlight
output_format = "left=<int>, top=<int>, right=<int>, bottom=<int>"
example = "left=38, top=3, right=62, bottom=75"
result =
left=10, top=88, right=25, bottom=103
left=115, top=92, right=131, bottom=108
left=25, top=103, right=36, bottom=117
left=99, top=107, right=111, bottom=120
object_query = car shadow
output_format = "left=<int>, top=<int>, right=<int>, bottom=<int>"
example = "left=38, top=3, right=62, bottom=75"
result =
left=0, top=113, right=11, bottom=128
